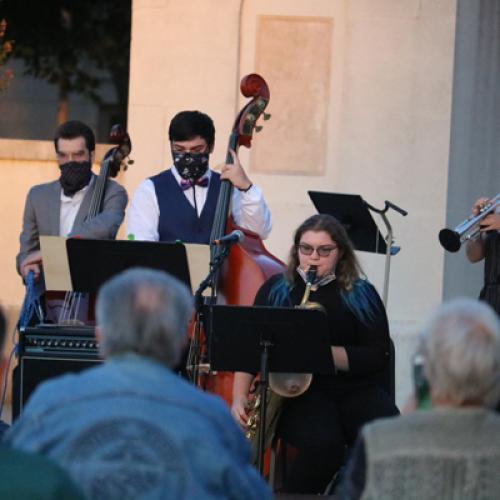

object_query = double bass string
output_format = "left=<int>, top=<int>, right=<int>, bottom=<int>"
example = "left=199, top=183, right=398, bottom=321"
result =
left=59, top=159, right=109, bottom=324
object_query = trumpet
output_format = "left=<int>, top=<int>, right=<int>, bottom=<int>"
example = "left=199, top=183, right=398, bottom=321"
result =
left=439, top=194, right=500, bottom=252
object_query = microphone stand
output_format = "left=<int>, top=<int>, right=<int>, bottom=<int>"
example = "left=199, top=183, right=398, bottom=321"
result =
left=188, top=244, right=231, bottom=386
left=363, top=200, right=407, bottom=306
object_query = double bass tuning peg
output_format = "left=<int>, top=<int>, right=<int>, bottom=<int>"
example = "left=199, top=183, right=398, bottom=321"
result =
left=123, top=158, right=134, bottom=171
left=255, top=113, right=271, bottom=132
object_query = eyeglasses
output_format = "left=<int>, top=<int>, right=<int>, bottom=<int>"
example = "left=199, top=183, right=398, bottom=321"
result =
left=298, top=243, right=338, bottom=257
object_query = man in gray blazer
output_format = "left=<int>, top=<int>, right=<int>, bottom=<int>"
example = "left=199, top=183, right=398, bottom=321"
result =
left=17, top=120, right=128, bottom=298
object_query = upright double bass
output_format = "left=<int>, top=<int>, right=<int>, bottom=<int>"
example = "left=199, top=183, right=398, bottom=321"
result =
left=54, top=125, right=132, bottom=324
left=206, top=74, right=286, bottom=403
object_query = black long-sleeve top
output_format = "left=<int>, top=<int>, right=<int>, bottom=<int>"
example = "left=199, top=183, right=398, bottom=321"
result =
left=254, top=274, right=391, bottom=391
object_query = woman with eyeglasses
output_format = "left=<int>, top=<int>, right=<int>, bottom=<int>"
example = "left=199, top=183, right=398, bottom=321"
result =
left=231, top=213, right=399, bottom=494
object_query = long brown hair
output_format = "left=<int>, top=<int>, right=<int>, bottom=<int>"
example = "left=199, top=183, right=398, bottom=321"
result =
left=286, top=214, right=363, bottom=291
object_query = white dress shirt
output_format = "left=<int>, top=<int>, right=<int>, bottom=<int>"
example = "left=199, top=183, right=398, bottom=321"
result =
left=59, top=179, right=93, bottom=237
left=127, top=167, right=272, bottom=241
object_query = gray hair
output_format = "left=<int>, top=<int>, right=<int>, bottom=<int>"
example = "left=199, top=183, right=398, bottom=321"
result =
left=96, top=268, right=193, bottom=367
left=419, top=298, right=500, bottom=408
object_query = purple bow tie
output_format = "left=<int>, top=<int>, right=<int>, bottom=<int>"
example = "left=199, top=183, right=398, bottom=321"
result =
left=180, top=177, right=209, bottom=191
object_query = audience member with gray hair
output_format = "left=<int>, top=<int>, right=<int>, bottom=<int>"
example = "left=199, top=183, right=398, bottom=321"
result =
left=96, top=266, right=193, bottom=367
left=5, top=268, right=271, bottom=500
left=339, top=298, right=500, bottom=500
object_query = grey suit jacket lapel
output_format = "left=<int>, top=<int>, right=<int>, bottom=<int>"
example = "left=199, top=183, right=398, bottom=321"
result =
left=47, top=180, right=62, bottom=235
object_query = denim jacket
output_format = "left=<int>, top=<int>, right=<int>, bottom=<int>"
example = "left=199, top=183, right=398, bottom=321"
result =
left=5, top=354, right=271, bottom=500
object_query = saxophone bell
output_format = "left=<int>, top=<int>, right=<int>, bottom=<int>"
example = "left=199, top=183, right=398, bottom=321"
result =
left=268, top=372, right=313, bottom=397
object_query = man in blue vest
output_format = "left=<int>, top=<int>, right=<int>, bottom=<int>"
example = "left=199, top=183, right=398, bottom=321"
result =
left=127, top=110, right=272, bottom=243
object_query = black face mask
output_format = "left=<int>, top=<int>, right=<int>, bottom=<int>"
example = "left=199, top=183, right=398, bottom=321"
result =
left=172, top=151, right=209, bottom=180
left=59, top=161, right=92, bottom=196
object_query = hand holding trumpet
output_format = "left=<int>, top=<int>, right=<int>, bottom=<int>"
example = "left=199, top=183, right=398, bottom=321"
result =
left=472, top=197, right=500, bottom=232
left=439, top=194, right=500, bottom=253
left=461, top=195, right=500, bottom=262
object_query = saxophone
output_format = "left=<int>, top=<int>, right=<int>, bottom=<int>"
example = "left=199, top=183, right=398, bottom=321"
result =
left=245, top=265, right=324, bottom=442
left=268, top=265, right=325, bottom=397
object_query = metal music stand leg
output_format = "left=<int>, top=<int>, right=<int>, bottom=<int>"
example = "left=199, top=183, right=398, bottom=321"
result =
left=257, top=340, right=272, bottom=475
left=380, top=212, right=394, bottom=307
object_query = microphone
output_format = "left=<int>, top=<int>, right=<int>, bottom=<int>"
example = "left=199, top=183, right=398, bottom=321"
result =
left=211, top=230, right=245, bottom=246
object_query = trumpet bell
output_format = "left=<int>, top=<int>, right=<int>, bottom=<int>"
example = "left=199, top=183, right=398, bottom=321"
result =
left=438, top=228, right=461, bottom=253
left=269, top=372, right=312, bottom=397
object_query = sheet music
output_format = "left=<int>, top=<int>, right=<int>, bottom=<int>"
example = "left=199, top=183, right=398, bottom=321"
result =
left=184, top=243, right=210, bottom=295
left=39, top=235, right=73, bottom=291
left=40, top=237, right=210, bottom=295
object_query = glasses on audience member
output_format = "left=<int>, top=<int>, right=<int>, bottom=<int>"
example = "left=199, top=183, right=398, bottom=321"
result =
left=297, top=244, right=338, bottom=257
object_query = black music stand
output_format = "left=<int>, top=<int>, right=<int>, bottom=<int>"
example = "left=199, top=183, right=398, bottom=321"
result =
left=66, top=239, right=192, bottom=293
left=308, top=191, right=387, bottom=254
left=208, top=304, right=334, bottom=475
left=308, top=191, right=407, bottom=305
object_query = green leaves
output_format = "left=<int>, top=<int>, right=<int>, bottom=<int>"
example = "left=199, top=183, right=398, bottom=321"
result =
left=0, top=0, right=130, bottom=106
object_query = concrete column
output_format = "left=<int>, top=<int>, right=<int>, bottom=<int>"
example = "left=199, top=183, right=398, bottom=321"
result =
left=443, top=0, right=500, bottom=301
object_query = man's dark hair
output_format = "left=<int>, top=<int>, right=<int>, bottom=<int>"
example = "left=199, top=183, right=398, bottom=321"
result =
left=54, top=120, right=96, bottom=153
left=168, top=111, right=215, bottom=149
left=0, top=306, right=6, bottom=351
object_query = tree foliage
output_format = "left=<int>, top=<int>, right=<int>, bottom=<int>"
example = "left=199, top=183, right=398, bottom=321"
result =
left=0, top=18, right=13, bottom=92
left=0, top=0, right=130, bottom=119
